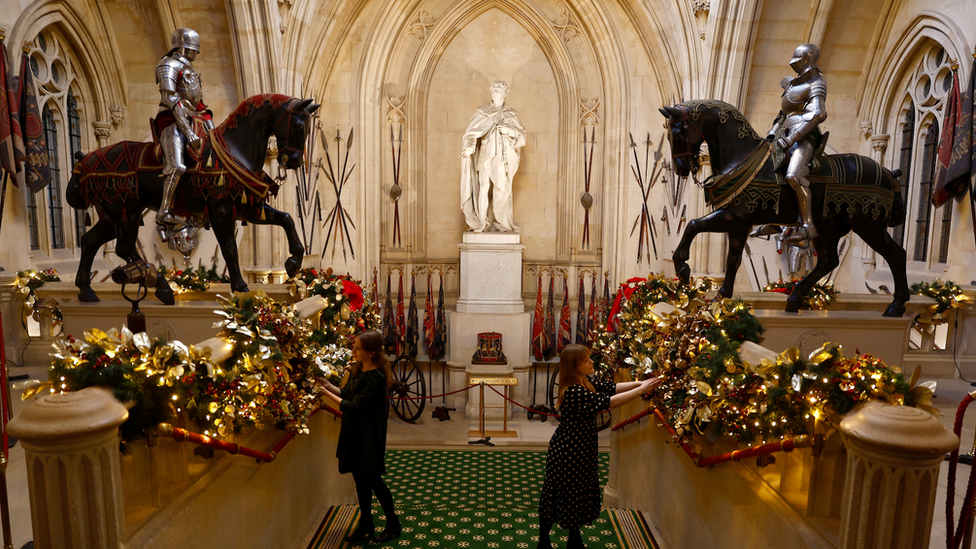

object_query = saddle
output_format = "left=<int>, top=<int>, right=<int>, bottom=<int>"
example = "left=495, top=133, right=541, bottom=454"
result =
left=149, top=113, right=212, bottom=168
left=771, top=127, right=830, bottom=177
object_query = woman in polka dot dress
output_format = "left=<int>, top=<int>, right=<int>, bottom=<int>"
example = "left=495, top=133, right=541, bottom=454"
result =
left=538, top=344, right=660, bottom=549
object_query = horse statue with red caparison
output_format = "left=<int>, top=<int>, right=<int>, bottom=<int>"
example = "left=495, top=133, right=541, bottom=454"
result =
left=659, top=100, right=909, bottom=316
left=66, top=94, right=319, bottom=304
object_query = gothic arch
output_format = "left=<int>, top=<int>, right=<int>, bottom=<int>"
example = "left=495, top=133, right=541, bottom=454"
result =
left=10, top=0, right=127, bottom=126
left=858, top=12, right=970, bottom=134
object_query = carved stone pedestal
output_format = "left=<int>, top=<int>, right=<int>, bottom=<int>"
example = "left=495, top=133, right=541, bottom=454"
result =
left=448, top=232, right=530, bottom=419
left=838, top=402, right=958, bottom=549
left=8, top=386, right=129, bottom=549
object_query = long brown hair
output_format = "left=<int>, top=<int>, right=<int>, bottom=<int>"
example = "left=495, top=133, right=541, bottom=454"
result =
left=557, top=344, right=595, bottom=407
left=350, top=330, right=394, bottom=389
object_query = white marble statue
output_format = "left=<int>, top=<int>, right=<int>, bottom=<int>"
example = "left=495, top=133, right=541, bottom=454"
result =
left=460, top=80, right=526, bottom=232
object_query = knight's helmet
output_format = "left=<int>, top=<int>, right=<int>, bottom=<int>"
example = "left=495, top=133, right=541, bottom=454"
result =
left=170, top=28, right=201, bottom=56
left=789, top=43, right=820, bottom=74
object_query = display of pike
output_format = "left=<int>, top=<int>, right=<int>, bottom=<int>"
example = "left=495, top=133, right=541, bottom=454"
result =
left=744, top=242, right=761, bottom=289
left=152, top=244, right=165, bottom=268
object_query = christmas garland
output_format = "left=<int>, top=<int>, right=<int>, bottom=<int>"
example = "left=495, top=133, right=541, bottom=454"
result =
left=15, top=268, right=63, bottom=334
left=157, top=265, right=231, bottom=293
left=761, top=278, right=837, bottom=310
left=23, top=271, right=376, bottom=446
left=910, top=279, right=967, bottom=333
left=595, top=273, right=933, bottom=450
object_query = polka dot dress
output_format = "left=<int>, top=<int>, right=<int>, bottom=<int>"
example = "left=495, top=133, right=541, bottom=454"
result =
left=538, top=378, right=614, bottom=529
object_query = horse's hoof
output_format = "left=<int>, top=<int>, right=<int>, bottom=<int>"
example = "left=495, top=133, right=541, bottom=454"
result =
left=882, top=302, right=906, bottom=317
left=285, top=256, right=302, bottom=279
left=675, top=263, right=691, bottom=284
left=77, top=288, right=100, bottom=302
left=155, top=286, right=176, bottom=306
left=784, top=300, right=801, bottom=313
left=231, top=284, right=250, bottom=294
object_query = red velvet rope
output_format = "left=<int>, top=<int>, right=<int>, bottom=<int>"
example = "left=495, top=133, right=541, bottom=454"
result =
left=946, top=393, right=976, bottom=549
left=386, top=384, right=477, bottom=401
left=485, top=383, right=569, bottom=419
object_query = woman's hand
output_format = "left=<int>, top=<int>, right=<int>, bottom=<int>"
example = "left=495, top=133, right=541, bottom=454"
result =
left=641, top=376, right=661, bottom=393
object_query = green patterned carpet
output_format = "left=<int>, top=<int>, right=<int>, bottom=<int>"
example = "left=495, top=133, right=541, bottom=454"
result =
left=307, top=449, right=658, bottom=549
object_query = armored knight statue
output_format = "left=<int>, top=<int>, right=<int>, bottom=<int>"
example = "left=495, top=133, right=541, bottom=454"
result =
left=154, top=28, right=212, bottom=237
left=767, top=43, right=827, bottom=243
left=460, top=80, right=526, bottom=233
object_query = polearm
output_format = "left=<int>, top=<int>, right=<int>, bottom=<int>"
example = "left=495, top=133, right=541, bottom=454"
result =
left=319, top=129, right=340, bottom=258
left=744, top=242, right=761, bottom=289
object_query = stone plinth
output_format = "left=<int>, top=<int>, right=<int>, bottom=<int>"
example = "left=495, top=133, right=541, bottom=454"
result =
left=752, top=310, right=914, bottom=368
left=59, top=300, right=224, bottom=342
left=838, top=402, right=958, bottom=549
left=456, top=232, right=525, bottom=314
left=8, top=386, right=129, bottom=549
left=447, top=312, right=531, bottom=419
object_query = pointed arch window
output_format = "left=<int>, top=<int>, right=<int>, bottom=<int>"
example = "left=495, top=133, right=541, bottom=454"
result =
left=67, top=90, right=86, bottom=246
left=43, top=105, right=65, bottom=249
left=890, top=43, right=956, bottom=266
left=893, top=107, right=914, bottom=247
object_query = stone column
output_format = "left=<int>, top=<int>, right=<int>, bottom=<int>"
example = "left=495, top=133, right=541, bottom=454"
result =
left=7, top=386, right=129, bottom=549
left=838, top=401, right=958, bottom=549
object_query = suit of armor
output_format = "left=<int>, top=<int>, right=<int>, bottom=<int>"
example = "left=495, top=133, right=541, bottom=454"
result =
left=155, top=28, right=212, bottom=233
left=768, top=43, right=827, bottom=242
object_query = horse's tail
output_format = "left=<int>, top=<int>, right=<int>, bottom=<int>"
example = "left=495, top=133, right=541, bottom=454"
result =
left=65, top=151, right=87, bottom=210
left=887, top=168, right=906, bottom=228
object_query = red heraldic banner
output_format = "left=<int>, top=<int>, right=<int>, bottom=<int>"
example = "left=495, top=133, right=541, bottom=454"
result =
left=932, top=60, right=974, bottom=207
left=557, top=275, right=571, bottom=352
left=543, top=275, right=556, bottom=360
left=395, top=272, right=405, bottom=356
left=531, top=274, right=545, bottom=361
left=575, top=276, right=587, bottom=345
left=424, top=274, right=436, bottom=358
left=17, top=51, right=51, bottom=192
left=0, top=38, right=23, bottom=182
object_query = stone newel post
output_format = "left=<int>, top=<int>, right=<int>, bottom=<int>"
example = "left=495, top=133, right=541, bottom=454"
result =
left=838, top=401, right=958, bottom=549
left=8, top=386, right=129, bottom=549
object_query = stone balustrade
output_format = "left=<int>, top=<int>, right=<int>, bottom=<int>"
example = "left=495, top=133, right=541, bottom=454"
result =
left=7, top=295, right=356, bottom=549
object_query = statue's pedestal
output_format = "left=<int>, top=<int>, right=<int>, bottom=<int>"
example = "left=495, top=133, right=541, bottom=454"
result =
left=752, top=309, right=915, bottom=367
left=448, top=232, right=530, bottom=419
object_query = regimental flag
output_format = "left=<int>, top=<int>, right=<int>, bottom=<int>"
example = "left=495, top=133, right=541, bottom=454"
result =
left=575, top=276, right=587, bottom=345
left=557, top=275, right=571, bottom=353
left=586, top=275, right=597, bottom=345
left=396, top=272, right=406, bottom=356
left=433, top=273, right=447, bottom=361
left=382, top=272, right=397, bottom=355
left=424, top=273, right=436, bottom=359
left=16, top=51, right=50, bottom=192
left=531, top=274, right=545, bottom=361
left=603, top=272, right=611, bottom=327
left=932, top=56, right=975, bottom=207
left=0, top=37, right=23, bottom=183
left=406, top=274, right=419, bottom=357
left=543, top=275, right=556, bottom=360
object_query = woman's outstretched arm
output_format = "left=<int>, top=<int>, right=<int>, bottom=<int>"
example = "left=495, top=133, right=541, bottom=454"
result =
left=608, top=377, right=661, bottom=409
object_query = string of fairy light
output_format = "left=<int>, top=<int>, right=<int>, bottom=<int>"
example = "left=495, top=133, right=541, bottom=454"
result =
left=595, top=273, right=934, bottom=449
left=23, top=270, right=373, bottom=445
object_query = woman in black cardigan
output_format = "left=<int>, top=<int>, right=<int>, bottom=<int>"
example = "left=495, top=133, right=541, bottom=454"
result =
left=319, top=330, right=402, bottom=543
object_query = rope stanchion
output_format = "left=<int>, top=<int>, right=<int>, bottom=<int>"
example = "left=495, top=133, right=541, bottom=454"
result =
left=387, top=384, right=477, bottom=401
left=945, top=392, right=976, bottom=549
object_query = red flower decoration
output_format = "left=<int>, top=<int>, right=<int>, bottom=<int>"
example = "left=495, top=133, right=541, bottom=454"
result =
left=341, top=279, right=365, bottom=311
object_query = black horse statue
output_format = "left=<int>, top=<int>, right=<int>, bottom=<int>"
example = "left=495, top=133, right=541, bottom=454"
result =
left=659, top=100, right=909, bottom=316
left=66, top=94, right=319, bottom=303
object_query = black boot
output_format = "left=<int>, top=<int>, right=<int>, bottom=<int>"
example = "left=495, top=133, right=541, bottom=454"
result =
left=568, top=529, right=586, bottom=549
left=345, top=525, right=374, bottom=542
left=372, top=521, right=401, bottom=544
